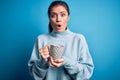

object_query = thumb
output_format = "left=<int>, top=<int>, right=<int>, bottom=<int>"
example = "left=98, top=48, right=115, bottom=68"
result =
left=46, top=44, right=50, bottom=51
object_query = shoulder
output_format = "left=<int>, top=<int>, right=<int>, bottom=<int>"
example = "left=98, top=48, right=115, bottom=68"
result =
left=73, top=33, right=88, bottom=46
left=37, top=33, right=50, bottom=40
left=73, top=32, right=86, bottom=41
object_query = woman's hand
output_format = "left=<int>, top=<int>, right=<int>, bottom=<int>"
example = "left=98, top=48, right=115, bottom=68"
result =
left=39, top=45, right=50, bottom=61
left=49, top=56, right=64, bottom=67
left=39, top=45, right=64, bottom=67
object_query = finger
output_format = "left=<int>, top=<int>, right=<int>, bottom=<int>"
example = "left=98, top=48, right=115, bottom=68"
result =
left=42, top=51, right=49, bottom=56
left=49, top=61, right=55, bottom=67
left=51, top=62, right=62, bottom=67
left=40, top=50, right=49, bottom=58
left=56, top=63, right=63, bottom=67
left=39, top=47, right=49, bottom=53
left=49, top=57, right=57, bottom=67
left=44, top=54, right=49, bottom=58
left=42, top=55, right=49, bottom=59
left=42, top=45, right=50, bottom=52
left=40, top=45, right=48, bottom=51
left=49, top=57, right=63, bottom=67
left=40, top=50, right=49, bottom=54
left=47, top=45, right=51, bottom=51
left=39, top=51, right=48, bottom=57
left=54, top=58, right=64, bottom=63
left=44, top=45, right=50, bottom=49
left=41, top=47, right=48, bottom=52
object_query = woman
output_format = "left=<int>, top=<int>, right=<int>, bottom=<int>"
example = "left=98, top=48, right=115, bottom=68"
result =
left=28, top=1, right=94, bottom=80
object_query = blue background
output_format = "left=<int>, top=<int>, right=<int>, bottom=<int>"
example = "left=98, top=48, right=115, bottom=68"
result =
left=0, top=0, right=120, bottom=80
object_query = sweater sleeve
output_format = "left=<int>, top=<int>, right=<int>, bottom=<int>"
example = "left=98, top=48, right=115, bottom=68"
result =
left=63, top=35, right=94, bottom=80
left=28, top=38, right=49, bottom=80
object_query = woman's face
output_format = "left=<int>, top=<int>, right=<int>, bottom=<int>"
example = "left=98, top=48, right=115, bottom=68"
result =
left=50, top=5, right=70, bottom=32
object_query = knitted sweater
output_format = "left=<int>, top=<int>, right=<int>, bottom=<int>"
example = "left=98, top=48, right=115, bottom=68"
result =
left=28, top=29, right=94, bottom=80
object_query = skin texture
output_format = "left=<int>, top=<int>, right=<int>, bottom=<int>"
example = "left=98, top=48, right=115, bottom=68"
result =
left=50, top=6, right=70, bottom=32
left=39, top=5, right=70, bottom=67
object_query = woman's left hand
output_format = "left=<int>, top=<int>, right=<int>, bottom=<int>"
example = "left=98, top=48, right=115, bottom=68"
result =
left=49, top=56, right=64, bottom=67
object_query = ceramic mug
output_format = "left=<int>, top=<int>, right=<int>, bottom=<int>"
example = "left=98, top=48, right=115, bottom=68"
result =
left=50, top=44, right=64, bottom=60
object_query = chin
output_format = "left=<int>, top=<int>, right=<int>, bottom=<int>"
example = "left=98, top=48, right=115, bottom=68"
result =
left=56, top=30, right=62, bottom=32
left=56, top=29, right=64, bottom=32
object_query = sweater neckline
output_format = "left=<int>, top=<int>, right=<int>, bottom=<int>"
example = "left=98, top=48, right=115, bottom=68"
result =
left=51, top=28, right=73, bottom=37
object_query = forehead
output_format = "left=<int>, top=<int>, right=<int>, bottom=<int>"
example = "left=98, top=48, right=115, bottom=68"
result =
left=50, top=5, right=67, bottom=13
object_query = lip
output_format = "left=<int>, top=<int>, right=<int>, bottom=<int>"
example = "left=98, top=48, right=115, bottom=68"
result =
left=57, top=24, right=61, bottom=27
left=55, top=24, right=62, bottom=29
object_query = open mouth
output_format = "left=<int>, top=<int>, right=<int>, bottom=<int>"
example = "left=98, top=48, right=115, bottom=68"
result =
left=57, top=25, right=61, bottom=27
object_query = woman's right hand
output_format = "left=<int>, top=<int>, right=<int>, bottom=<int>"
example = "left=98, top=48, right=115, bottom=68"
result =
left=39, top=45, right=50, bottom=61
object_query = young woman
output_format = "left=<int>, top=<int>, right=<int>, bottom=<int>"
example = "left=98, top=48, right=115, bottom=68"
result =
left=28, top=1, right=94, bottom=80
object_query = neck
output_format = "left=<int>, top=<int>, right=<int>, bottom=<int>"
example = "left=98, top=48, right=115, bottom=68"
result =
left=51, top=28, right=73, bottom=37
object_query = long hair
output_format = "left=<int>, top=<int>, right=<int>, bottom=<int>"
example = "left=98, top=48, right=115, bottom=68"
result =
left=48, top=0, right=70, bottom=33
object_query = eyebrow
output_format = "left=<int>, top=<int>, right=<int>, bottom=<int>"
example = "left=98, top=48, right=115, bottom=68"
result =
left=50, top=11, right=67, bottom=14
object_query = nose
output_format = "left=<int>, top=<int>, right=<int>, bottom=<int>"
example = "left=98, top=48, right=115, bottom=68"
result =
left=56, top=15, right=61, bottom=22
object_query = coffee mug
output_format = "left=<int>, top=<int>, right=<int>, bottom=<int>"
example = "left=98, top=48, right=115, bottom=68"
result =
left=50, top=44, right=64, bottom=60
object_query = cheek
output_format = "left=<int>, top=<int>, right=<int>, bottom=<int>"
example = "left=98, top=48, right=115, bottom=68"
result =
left=50, top=19, right=56, bottom=28
left=63, top=18, right=69, bottom=24
left=50, top=19, right=55, bottom=24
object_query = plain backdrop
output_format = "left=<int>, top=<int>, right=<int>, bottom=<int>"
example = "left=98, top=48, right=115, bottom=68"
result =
left=0, top=0, right=120, bottom=80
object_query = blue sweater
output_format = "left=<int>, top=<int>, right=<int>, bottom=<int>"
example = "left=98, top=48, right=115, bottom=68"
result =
left=28, top=29, right=94, bottom=80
